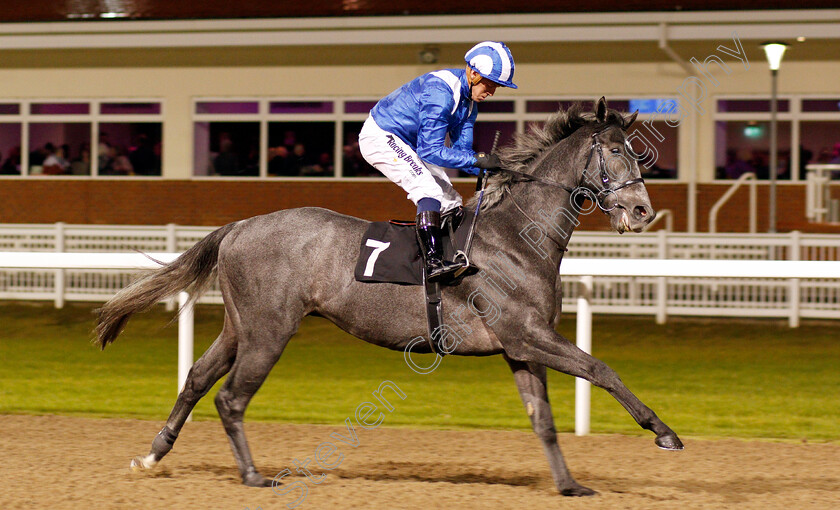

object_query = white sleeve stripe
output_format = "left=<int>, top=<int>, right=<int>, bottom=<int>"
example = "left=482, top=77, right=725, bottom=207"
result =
left=429, top=70, right=462, bottom=115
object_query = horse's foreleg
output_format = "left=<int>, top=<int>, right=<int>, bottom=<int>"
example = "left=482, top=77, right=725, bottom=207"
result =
left=512, top=330, right=683, bottom=451
left=130, top=327, right=237, bottom=472
left=504, top=355, right=596, bottom=497
left=552, top=275, right=564, bottom=329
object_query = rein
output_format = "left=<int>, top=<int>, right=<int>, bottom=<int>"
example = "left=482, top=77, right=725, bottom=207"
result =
left=496, top=130, right=645, bottom=213
left=463, top=128, right=647, bottom=259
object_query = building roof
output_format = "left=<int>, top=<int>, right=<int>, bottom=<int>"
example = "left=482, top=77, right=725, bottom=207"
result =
left=1, top=1, right=838, bottom=22
left=0, top=5, right=837, bottom=66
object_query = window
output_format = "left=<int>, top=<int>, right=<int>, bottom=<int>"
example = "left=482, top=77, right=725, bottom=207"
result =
left=800, top=121, right=840, bottom=178
left=629, top=121, right=679, bottom=179
left=715, top=97, right=840, bottom=181
left=715, top=120, right=792, bottom=180
left=194, top=100, right=342, bottom=178
left=194, top=121, right=260, bottom=177
left=341, top=121, right=378, bottom=177
left=717, top=99, right=790, bottom=113
left=341, top=102, right=379, bottom=177
left=29, top=122, right=91, bottom=176
left=524, top=98, right=679, bottom=179
left=799, top=99, right=840, bottom=177
left=196, top=101, right=259, bottom=115
left=192, top=97, right=682, bottom=180
left=267, top=121, right=334, bottom=177
left=0, top=109, right=22, bottom=175
left=0, top=100, right=162, bottom=177
left=98, top=102, right=163, bottom=177
left=99, top=122, right=161, bottom=176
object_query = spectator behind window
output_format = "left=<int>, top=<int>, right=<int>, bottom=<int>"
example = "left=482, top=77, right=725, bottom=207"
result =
left=213, top=139, right=239, bottom=176
left=725, top=148, right=756, bottom=179
left=98, top=133, right=112, bottom=174
left=830, top=143, right=840, bottom=164
left=42, top=143, right=70, bottom=175
left=109, top=145, right=134, bottom=175
left=0, top=146, right=20, bottom=175
left=71, top=145, right=91, bottom=175
left=287, top=143, right=307, bottom=175
left=29, top=145, right=47, bottom=167
left=129, top=134, right=160, bottom=176
left=269, top=146, right=295, bottom=176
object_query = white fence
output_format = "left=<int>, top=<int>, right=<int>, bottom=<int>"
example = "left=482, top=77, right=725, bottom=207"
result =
left=3, top=251, right=839, bottom=436
left=2, top=223, right=839, bottom=325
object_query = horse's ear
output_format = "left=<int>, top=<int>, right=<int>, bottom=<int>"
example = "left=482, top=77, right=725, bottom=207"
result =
left=624, top=110, right=639, bottom=128
left=596, top=97, right=607, bottom=122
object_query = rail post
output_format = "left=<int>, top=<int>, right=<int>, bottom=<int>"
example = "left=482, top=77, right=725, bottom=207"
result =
left=629, top=243, right=639, bottom=307
left=656, top=229, right=668, bottom=324
left=178, top=291, right=194, bottom=422
left=788, top=230, right=801, bottom=328
left=54, top=222, right=65, bottom=309
left=575, top=275, right=594, bottom=436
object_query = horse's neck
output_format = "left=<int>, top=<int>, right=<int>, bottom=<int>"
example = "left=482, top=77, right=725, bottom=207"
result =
left=506, top=133, right=584, bottom=247
left=514, top=181, right=580, bottom=246
left=477, top=127, right=589, bottom=269
left=481, top=182, right=579, bottom=269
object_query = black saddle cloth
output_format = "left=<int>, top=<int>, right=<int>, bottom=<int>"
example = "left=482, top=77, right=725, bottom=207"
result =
left=354, top=209, right=473, bottom=286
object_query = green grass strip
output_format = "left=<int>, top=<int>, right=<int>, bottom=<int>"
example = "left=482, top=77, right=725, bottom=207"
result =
left=0, top=302, right=837, bottom=441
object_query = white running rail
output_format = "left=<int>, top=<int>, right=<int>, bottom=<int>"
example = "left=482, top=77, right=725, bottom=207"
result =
left=2, top=251, right=839, bottom=436
left=2, top=223, right=840, bottom=325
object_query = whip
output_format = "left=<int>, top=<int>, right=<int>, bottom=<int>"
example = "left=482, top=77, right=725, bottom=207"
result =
left=460, top=130, right=500, bottom=262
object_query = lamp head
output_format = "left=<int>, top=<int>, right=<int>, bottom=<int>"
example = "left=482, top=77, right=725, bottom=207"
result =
left=761, top=42, right=789, bottom=71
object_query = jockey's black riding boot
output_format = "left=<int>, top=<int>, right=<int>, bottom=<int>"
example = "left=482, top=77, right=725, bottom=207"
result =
left=416, top=210, right=464, bottom=283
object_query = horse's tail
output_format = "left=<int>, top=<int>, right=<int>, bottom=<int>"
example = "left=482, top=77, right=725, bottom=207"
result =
left=94, top=222, right=238, bottom=350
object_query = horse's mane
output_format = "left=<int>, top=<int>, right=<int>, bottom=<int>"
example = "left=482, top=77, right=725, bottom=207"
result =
left=466, top=102, right=630, bottom=211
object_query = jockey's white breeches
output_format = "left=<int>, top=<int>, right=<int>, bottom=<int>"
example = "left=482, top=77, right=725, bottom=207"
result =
left=359, top=116, right=463, bottom=214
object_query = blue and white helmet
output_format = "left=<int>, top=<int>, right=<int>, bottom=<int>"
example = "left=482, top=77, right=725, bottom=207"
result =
left=464, top=41, right=517, bottom=89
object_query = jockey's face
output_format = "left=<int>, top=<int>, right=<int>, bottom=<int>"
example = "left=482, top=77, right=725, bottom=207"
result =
left=467, top=67, right=499, bottom=102
left=472, top=78, right=498, bottom=102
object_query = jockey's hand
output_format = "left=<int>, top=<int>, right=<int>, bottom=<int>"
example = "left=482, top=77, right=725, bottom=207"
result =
left=474, top=152, right=502, bottom=171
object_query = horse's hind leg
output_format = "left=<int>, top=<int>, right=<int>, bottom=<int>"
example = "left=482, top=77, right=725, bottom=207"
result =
left=505, top=355, right=596, bottom=497
left=214, top=332, right=291, bottom=487
left=130, top=320, right=237, bottom=471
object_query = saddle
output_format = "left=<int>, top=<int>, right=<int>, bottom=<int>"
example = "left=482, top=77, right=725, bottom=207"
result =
left=354, top=207, right=478, bottom=356
left=354, top=207, right=474, bottom=286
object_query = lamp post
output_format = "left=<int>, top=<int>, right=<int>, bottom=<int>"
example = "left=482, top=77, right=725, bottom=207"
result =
left=761, top=41, right=789, bottom=233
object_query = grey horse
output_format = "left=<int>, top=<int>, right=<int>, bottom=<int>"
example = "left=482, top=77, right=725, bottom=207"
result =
left=96, top=97, right=682, bottom=497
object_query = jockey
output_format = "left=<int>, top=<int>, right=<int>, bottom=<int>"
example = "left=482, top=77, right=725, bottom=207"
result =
left=359, top=41, right=516, bottom=282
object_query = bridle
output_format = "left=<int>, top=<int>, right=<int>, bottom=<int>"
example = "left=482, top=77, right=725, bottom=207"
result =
left=497, top=128, right=645, bottom=213
left=464, top=126, right=647, bottom=257
left=583, top=131, right=646, bottom=211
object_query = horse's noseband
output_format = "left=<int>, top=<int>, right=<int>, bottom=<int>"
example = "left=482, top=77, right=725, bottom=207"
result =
left=583, top=131, right=645, bottom=212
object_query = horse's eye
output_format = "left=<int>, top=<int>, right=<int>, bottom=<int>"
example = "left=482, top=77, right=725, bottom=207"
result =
left=611, top=148, right=620, bottom=154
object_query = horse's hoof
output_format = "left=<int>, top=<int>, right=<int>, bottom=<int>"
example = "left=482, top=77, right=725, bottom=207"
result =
left=243, top=472, right=273, bottom=487
left=129, top=454, right=157, bottom=472
left=655, top=432, right=684, bottom=451
left=561, top=484, right=598, bottom=497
